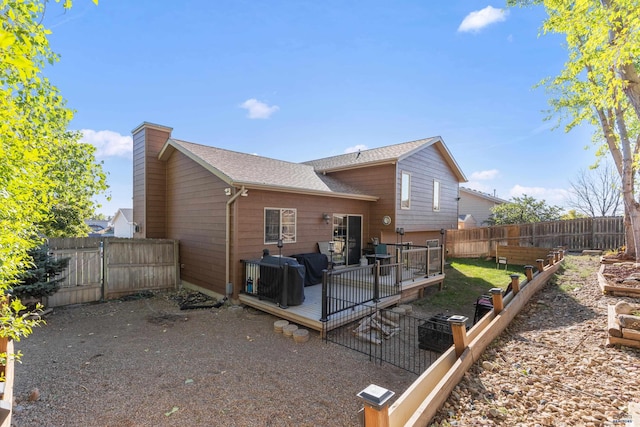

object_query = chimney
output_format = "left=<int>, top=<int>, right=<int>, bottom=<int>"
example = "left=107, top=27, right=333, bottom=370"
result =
left=131, top=122, right=172, bottom=238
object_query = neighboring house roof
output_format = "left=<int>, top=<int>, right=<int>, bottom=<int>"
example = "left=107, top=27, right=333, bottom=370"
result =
left=113, top=208, right=133, bottom=223
left=303, top=137, right=467, bottom=182
left=459, top=187, right=508, bottom=204
left=158, top=139, right=378, bottom=201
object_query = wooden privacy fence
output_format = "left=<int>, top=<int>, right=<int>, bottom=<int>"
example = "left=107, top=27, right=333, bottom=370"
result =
left=45, top=237, right=179, bottom=307
left=447, top=216, right=624, bottom=258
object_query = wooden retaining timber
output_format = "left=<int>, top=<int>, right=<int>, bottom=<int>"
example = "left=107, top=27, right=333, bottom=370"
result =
left=597, top=264, right=640, bottom=298
left=360, top=255, right=563, bottom=427
left=606, top=304, right=640, bottom=350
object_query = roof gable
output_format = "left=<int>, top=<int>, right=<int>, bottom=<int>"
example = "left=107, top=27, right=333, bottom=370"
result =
left=113, top=208, right=133, bottom=223
left=303, top=137, right=467, bottom=182
left=459, top=187, right=507, bottom=204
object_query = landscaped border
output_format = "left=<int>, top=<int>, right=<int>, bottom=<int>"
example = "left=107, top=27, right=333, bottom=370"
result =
left=597, top=263, right=640, bottom=298
left=364, top=256, right=564, bottom=426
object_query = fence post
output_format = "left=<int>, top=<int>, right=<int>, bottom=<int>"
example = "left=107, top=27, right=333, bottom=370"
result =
left=536, top=258, right=545, bottom=273
left=547, top=253, right=555, bottom=266
left=357, top=384, right=394, bottom=427
left=524, top=265, right=533, bottom=282
left=448, top=315, right=469, bottom=357
left=510, top=274, right=520, bottom=295
left=490, top=288, right=504, bottom=314
left=320, top=269, right=329, bottom=322
left=554, top=251, right=560, bottom=263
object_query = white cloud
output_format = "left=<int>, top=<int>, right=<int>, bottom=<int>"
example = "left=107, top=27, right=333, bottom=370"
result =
left=470, top=169, right=499, bottom=180
left=80, top=129, right=132, bottom=158
left=240, top=98, right=279, bottom=119
left=458, top=6, right=509, bottom=33
left=344, top=144, right=368, bottom=154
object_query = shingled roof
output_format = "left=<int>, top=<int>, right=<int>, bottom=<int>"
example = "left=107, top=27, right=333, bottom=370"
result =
left=158, top=139, right=377, bottom=200
left=303, top=137, right=467, bottom=182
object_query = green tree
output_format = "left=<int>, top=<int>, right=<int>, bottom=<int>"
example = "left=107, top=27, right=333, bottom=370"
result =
left=1, top=0, right=101, bottom=350
left=507, top=0, right=640, bottom=257
left=487, top=195, right=563, bottom=225
left=560, top=209, right=588, bottom=220
left=13, top=244, right=69, bottom=304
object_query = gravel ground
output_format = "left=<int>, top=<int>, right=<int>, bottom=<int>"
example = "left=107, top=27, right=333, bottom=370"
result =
left=11, top=254, right=640, bottom=426
left=11, top=295, right=416, bottom=427
left=430, top=254, right=640, bottom=427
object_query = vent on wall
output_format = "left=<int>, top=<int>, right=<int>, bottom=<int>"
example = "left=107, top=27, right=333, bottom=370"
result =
left=426, top=239, right=439, bottom=247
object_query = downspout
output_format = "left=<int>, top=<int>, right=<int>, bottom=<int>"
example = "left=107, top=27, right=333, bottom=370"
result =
left=226, top=186, right=247, bottom=297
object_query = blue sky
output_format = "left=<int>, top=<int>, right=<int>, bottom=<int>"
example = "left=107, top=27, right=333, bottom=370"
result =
left=42, top=1, right=597, bottom=217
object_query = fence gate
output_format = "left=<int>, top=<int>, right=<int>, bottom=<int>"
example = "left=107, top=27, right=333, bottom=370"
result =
left=324, top=305, right=444, bottom=375
left=46, top=237, right=179, bottom=307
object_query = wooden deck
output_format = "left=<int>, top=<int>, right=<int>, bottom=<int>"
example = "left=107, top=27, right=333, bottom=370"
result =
left=238, top=273, right=445, bottom=334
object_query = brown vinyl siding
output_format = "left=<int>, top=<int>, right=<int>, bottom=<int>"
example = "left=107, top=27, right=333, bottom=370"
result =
left=397, top=144, right=459, bottom=232
left=324, top=164, right=396, bottom=240
left=132, top=124, right=172, bottom=238
left=165, top=151, right=226, bottom=294
left=230, top=190, right=371, bottom=294
left=132, top=130, right=146, bottom=238
left=144, top=128, right=170, bottom=237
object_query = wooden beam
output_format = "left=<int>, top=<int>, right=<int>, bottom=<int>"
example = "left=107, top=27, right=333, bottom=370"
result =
left=608, top=305, right=623, bottom=338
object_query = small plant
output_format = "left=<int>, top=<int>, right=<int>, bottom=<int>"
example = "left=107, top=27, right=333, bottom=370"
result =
left=11, top=244, right=69, bottom=305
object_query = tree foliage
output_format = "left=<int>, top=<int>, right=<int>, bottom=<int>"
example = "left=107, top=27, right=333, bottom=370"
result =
left=487, top=195, right=563, bottom=225
left=0, top=0, right=101, bottom=351
left=12, top=244, right=69, bottom=302
left=508, top=0, right=640, bottom=256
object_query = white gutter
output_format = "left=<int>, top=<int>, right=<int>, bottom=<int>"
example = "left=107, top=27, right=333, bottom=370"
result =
left=225, top=186, right=247, bottom=296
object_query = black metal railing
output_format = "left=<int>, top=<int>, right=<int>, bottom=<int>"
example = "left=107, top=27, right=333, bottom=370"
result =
left=320, top=262, right=401, bottom=322
left=394, top=245, right=444, bottom=282
left=325, top=307, right=446, bottom=375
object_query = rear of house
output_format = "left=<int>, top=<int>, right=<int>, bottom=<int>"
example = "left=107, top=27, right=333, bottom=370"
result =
left=131, top=122, right=466, bottom=300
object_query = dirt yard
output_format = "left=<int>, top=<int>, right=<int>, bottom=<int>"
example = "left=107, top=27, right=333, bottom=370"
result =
left=11, top=294, right=416, bottom=427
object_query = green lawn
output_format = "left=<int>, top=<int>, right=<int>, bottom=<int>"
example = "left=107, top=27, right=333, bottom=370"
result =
left=413, top=257, right=527, bottom=313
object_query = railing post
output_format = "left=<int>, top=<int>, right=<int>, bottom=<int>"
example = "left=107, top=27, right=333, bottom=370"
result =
left=320, top=269, right=328, bottom=322
left=280, top=263, right=289, bottom=309
left=440, top=245, right=445, bottom=274
left=510, top=274, right=520, bottom=295
left=357, top=384, right=394, bottom=427
left=448, top=315, right=469, bottom=357
left=554, top=251, right=560, bottom=263
left=396, top=248, right=402, bottom=285
left=490, top=288, right=503, bottom=314
left=374, top=261, right=380, bottom=302
left=547, top=253, right=554, bottom=266
left=536, top=258, right=545, bottom=273
left=524, top=265, right=533, bottom=282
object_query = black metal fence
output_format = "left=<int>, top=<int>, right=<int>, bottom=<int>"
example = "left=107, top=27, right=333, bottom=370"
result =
left=320, top=262, right=401, bottom=321
left=325, top=306, right=451, bottom=375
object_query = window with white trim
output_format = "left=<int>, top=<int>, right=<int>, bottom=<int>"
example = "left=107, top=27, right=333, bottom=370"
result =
left=433, top=180, right=441, bottom=211
left=401, top=171, right=411, bottom=209
left=264, top=208, right=297, bottom=244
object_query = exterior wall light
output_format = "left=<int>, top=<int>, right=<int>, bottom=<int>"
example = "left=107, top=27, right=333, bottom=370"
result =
left=322, top=213, right=331, bottom=224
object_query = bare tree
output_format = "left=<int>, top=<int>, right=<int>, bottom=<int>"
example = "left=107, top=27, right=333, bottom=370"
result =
left=567, top=162, right=622, bottom=217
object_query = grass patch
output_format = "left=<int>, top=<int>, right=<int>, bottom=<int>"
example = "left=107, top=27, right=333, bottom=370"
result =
left=413, top=257, right=525, bottom=312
